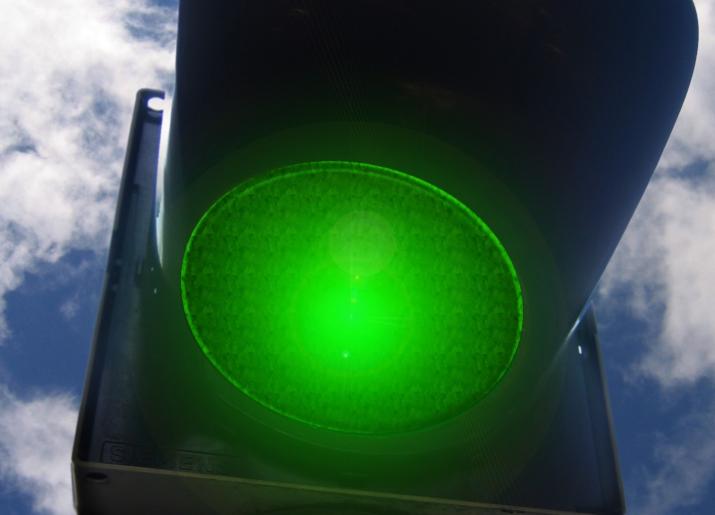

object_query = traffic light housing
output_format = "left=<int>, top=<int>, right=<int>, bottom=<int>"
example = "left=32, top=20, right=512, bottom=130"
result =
left=73, top=1, right=697, bottom=514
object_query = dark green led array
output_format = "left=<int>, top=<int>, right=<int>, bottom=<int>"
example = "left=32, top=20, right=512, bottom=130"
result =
left=181, top=161, right=523, bottom=434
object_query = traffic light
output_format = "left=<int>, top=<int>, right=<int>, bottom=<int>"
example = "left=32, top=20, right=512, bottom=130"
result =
left=73, top=1, right=697, bottom=514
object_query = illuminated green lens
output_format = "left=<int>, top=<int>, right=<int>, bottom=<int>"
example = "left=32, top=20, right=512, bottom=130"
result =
left=181, top=161, right=522, bottom=433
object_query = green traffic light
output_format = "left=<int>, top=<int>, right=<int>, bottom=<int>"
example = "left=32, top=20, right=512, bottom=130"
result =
left=181, top=161, right=523, bottom=434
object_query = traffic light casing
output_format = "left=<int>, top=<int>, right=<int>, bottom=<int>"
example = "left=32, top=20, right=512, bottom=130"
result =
left=73, top=1, right=697, bottom=514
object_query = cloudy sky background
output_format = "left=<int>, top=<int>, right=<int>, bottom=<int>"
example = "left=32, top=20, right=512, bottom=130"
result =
left=0, top=1, right=713, bottom=513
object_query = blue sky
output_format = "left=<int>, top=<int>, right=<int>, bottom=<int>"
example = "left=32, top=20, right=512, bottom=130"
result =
left=0, top=1, right=713, bottom=514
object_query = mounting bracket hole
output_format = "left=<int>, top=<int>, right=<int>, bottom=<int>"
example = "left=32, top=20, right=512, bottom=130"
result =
left=147, top=97, right=165, bottom=112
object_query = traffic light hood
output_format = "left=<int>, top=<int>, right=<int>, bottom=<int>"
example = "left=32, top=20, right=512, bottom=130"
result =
left=161, top=0, right=697, bottom=327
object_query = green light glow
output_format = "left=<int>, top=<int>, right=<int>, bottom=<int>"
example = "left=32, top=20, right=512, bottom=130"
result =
left=181, top=161, right=523, bottom=434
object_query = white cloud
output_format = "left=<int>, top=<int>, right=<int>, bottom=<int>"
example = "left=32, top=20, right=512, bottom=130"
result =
left=0, top=387, right=77, bottom=515
left=0, top=1, right=176, bottom=512
left=600, top=171, right=715, bottom=385
left=59, top=295, right=80, bottom=321
left=0, top=0, right=176, bottom=340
